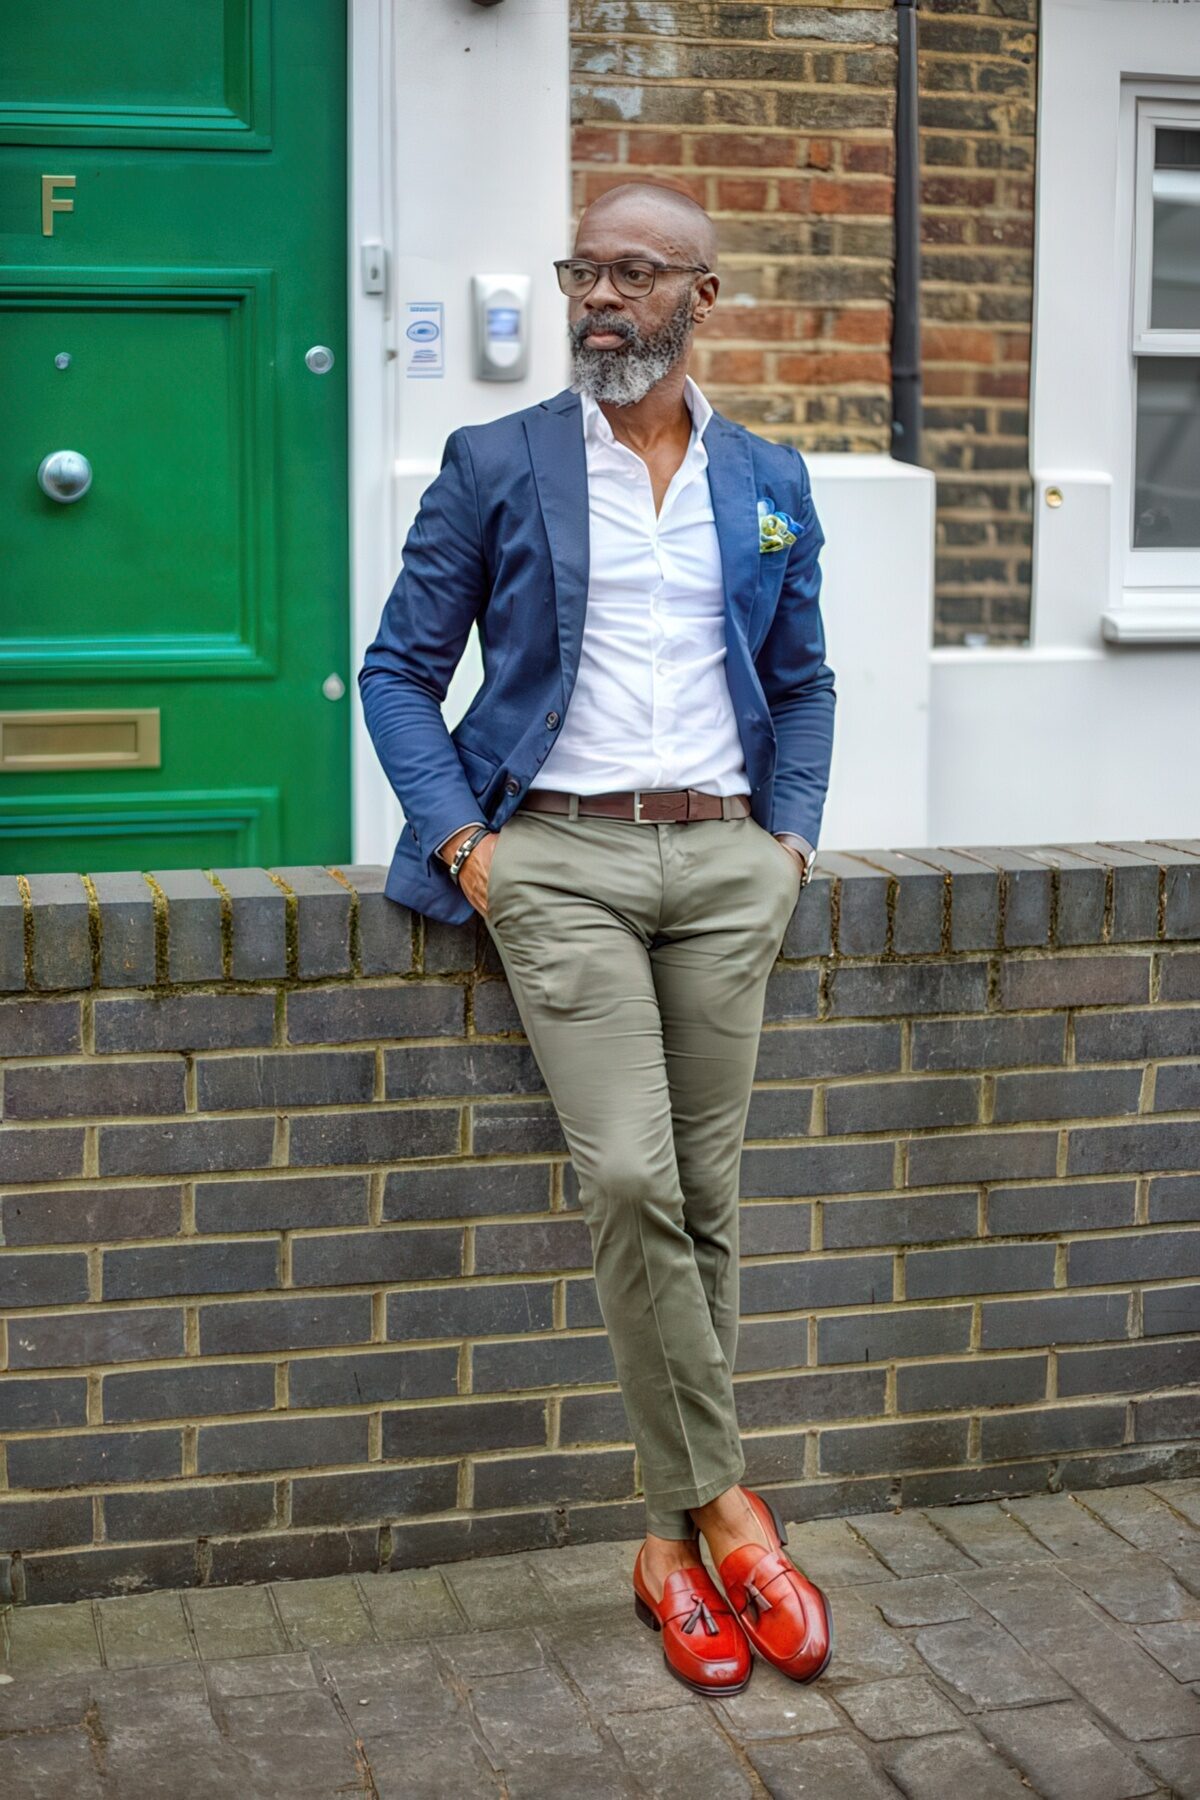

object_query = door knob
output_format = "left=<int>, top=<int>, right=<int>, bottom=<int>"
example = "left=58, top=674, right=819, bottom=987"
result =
left=38, top=450, right=92, bottom=503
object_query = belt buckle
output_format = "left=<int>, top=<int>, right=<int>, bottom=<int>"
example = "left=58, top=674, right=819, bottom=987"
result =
left=633, top=789, right=687, bottom=823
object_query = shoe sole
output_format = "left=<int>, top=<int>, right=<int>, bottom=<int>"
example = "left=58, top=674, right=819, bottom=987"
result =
left=633, top=1593, right=753, bottom=1697
left=752, top=1490, right=837, bottom=1684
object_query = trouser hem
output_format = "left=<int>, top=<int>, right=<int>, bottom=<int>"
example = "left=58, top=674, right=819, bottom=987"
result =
left=643, top=1460, right=745, bottom=1538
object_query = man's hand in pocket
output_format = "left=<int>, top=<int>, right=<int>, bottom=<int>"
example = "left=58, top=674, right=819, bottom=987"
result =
left=440, top=827, right=501, bottom=916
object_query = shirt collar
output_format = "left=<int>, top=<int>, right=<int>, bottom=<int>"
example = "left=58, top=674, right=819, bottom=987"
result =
left=579, top=373, right=714, bottom=448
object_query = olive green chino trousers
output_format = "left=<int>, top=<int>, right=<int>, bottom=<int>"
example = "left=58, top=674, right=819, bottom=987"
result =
left=483, top=805, right=802, bottom=1539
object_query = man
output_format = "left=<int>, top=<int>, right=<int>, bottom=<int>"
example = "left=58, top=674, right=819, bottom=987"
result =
left=359, top=182, right=836, bottom=1696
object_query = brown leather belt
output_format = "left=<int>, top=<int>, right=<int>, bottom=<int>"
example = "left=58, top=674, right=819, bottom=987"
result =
left=518, top=787, right=753, bottom=824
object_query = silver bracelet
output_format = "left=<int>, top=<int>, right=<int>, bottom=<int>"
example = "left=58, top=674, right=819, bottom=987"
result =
left=447, top=825, right=490, bottom=886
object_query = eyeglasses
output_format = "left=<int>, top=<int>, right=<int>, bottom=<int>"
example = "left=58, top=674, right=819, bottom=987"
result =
left=554, top=257, right=709, bottom=299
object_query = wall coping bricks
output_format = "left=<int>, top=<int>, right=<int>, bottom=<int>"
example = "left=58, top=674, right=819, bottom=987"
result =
left=0, top=844, right=1197, bottom=994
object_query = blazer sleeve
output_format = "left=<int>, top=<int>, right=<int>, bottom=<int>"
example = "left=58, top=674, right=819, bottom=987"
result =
left=357, top=428, right=494, bottom=878
left=754, top=452, right=837, bottom=848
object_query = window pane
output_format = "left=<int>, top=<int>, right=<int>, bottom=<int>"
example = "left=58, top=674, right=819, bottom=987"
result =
left=1151, top=126, right=1200, bottom=329
left=1133, top=356, right=1200, bottom=548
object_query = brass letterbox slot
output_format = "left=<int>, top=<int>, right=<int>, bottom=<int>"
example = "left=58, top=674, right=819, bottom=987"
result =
left=0, top=709, right=161, bottom=772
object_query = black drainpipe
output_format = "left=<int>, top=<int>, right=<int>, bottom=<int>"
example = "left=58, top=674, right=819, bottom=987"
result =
left=891, top=0, right=923, bottom=465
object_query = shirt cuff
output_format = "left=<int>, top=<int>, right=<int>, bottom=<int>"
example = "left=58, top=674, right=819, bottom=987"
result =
left=774, top=832, right=815, bottom=863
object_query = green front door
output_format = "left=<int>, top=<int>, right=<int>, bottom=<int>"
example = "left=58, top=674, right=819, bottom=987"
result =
left=0, top=0, right=351, bottom=874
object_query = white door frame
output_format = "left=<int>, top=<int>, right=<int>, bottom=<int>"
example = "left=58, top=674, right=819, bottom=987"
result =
left=346, top=0, right=572, bottom=868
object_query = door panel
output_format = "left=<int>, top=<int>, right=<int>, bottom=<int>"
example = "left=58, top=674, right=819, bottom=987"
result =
left=4, top=270, right=277, bottom=675
left=0, top=0, right=349, bottom=874
left=1, top=0, right=272, bottom=150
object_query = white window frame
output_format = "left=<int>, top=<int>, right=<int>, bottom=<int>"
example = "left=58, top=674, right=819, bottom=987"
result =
left=1031, top=0, right=1200, bottom=653
left=1106, top=85, right=1200, bottom=641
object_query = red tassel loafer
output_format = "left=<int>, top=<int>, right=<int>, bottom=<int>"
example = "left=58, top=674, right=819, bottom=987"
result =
left=716, top=1488, right=835, bottom=1683
left=632, top=1545, right=753, bottom=1696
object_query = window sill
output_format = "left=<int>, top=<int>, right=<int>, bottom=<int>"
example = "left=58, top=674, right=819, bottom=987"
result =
left=1101, top=599, right=1200, bottom=644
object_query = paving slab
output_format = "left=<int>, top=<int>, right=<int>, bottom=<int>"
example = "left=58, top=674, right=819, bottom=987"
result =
left=881, top=1729, right=1033, bottom=1799
left=912, top=1613, right=1070, bottom=1709
left=0, top=1729, right=102, bottom=1800
left=1132, top=1733, right=1200, bottom=1800
left=523, top=1538, right=636, bottom=1612
left=439, top=1556, right=554, bottom=1629
left=204, top=1650, right=320, bottom=1698
left=0, top=1670, right=94, bottom=1730
left=856, top=1573, right=976, bottom=1627
left=713, top=1668, right=841, bottom=1739
left=467, top=1662, right=603, bottom=1763
left=783, top=1515, right=895, bottom=1588
left=536, top=1606, right=687, bottom=1713
left=980, top=1698, right=1160, bottom=1800
left=184, top=1584, right=287, bottom=1660
left=818, top=1587, right=922, bottom=1683
left=217, top=1688, right=365, bottom=1796
left=1056, top=1551, right=1198, bottom=1624
left=605, top=1704, right=756, bottom=1798
left=436, top=1624, right=546, bottom=1679
left=843, top=1508, right=979, bottom=1577
left=497, top=1745, right=643, bottom=1800
left=366, top=1727, right=502, bottom=1800
left=1135, top=1618, right=1200, bottom=1682
left=271, top=1574, right=377, bottom=1648
left=4, top=1602, right=101, bottom=1676
left=317, top=1641, right=463, bottom=1736
left=834, top=1671, right=966, bottom=1739
left=1004, top=1490, right=1134, bottom=1557
left=1073, top=1485, right=1199, bottom=1556
left=1154, top=1479, right=1200, bottom=1529
left=358, top=1567, right=464, bottom=1640
left=95, top=1590, right=193, bottom=1668
left=920, top=1499, right=1054, bottom=1565
left=748, top=1731, right=902, bottom=1798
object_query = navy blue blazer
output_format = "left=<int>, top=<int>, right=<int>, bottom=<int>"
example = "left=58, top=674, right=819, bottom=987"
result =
left=358, top=386, right=836, bottom=926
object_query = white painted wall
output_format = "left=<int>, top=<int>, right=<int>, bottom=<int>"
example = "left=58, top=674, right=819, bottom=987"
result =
left=810, top=458, right=936, bottom=852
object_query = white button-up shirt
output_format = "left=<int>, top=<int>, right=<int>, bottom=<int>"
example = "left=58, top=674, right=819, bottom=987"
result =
left=439, top=375, right=814, bottom=869
left=530, top=374, right=749, bottom=797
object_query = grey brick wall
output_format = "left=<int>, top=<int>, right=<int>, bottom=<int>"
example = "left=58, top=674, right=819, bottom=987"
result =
left=0, top=843, right=1198, bottom=1606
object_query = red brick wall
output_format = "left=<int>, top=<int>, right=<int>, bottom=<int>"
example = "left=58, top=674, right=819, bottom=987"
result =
left=569, top=0, right=1038, bottom=646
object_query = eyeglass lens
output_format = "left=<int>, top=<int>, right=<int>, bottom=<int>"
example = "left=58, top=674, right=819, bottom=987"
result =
left=558, top=259, right=659, bottom=298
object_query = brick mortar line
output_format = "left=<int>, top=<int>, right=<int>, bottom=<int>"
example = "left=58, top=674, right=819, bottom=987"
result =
left=6, top=1101, right=1199, bottom=1143
left=0, top=1317, right=1180, bottom=1382
left=3, top=1371, right=1194, bottom=1448
left=1, top=1259, right=1195, bottom=1319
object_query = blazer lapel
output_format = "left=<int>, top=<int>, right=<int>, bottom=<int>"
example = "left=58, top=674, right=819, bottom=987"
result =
left=523, top=390, right=760, bottom=688
left=524, top=390, right=590, bottom=692
left=704, top=414, right=761, bottom=640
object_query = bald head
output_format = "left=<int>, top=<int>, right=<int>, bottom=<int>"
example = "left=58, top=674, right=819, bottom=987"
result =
left=575, top=182, right=719, bottom=272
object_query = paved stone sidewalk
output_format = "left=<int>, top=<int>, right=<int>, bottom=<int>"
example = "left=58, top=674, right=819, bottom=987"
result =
left=2, top=1477, right=1199, bottom=1798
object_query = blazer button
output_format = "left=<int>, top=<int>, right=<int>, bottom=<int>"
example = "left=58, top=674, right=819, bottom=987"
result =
left=504, top=778, right=520, bottom=795
left=546, top=711, right=560, bottom=728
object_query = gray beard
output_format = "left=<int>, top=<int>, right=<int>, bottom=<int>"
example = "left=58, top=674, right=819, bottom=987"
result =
left=567, top=289, right=694, bottom=406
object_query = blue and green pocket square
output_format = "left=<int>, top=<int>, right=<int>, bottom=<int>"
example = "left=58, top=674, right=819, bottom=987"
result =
left=757, top=494, right=804, bottom=554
